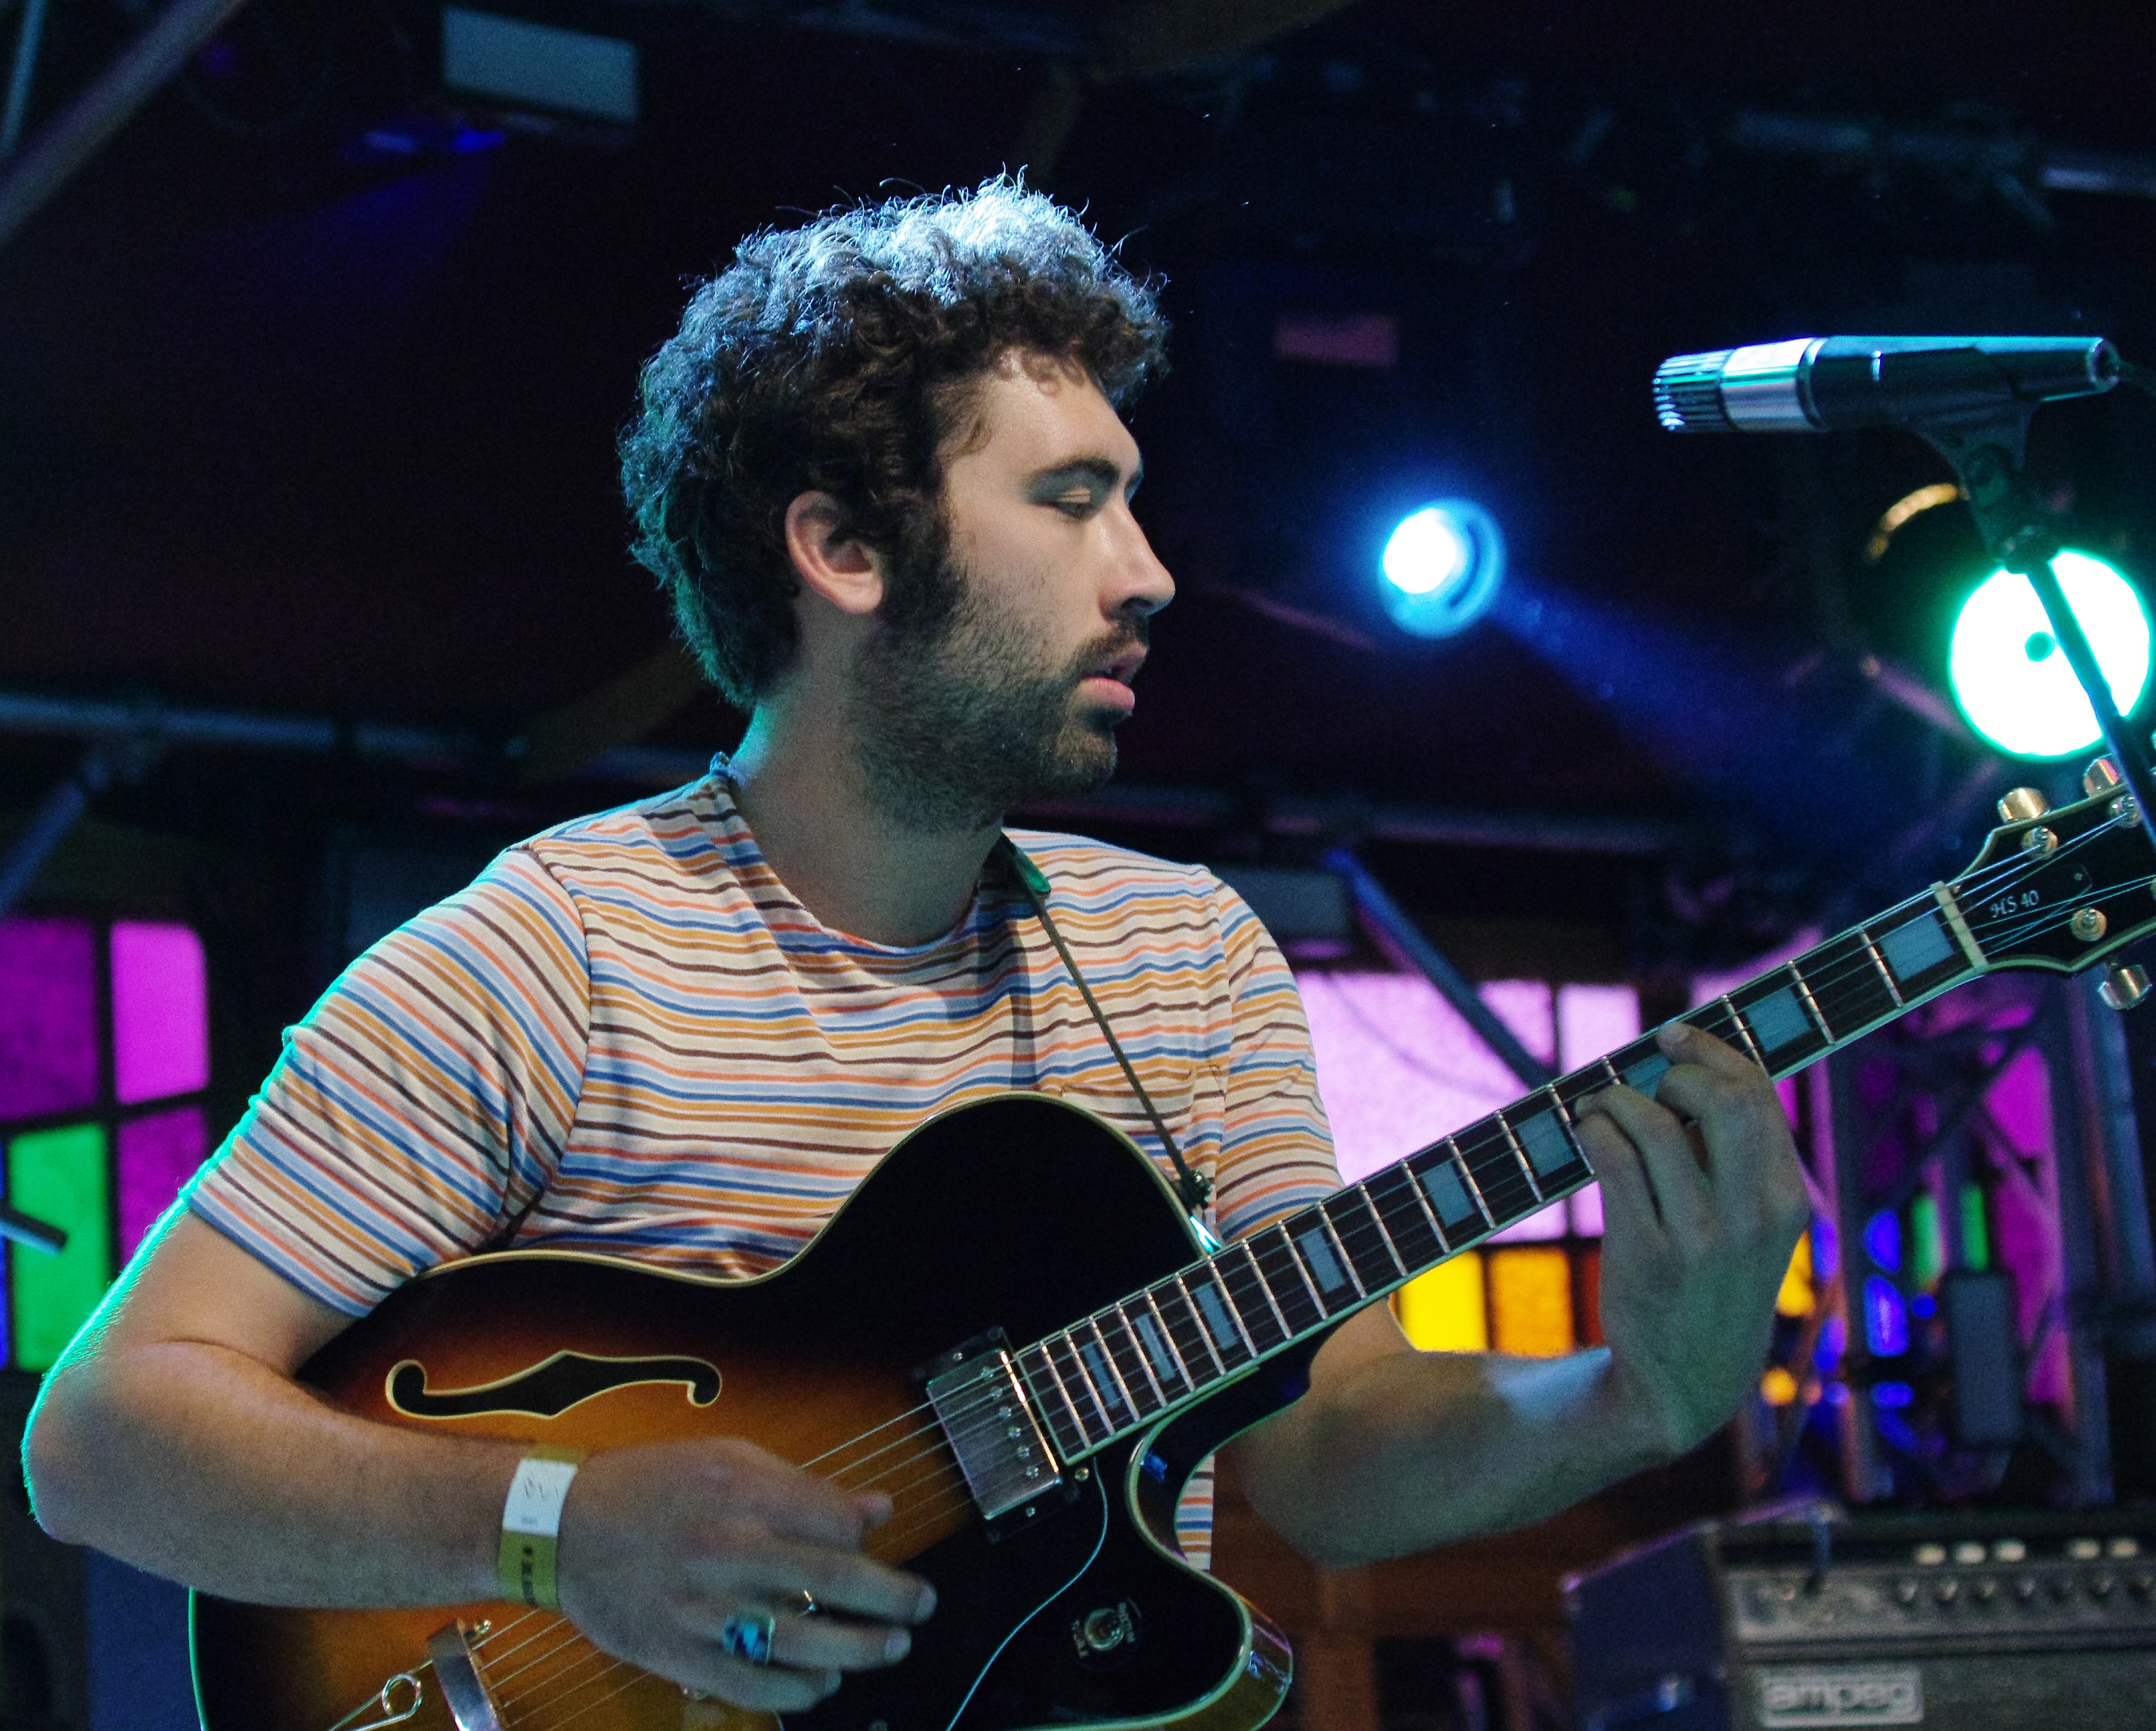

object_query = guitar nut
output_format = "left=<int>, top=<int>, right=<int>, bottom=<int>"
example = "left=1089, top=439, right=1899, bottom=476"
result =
left=2072, top=907, right=2108, bottom=942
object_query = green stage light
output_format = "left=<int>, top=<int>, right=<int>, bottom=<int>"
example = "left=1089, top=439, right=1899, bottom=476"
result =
left=1949, top=551, right=2150, bottom=758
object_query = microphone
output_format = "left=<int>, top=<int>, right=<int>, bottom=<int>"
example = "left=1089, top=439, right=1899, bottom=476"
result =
left=1654, top=336, right=2120, bottom=433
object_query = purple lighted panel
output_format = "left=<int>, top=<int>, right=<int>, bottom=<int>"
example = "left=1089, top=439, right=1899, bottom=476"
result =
left=111, top=922, right=210, bottom=1105
left=118, top=1107, right=210, bottom=1258
left=1, top=915, right=216, bottom=1372
left=0, top=916, right=101, bottom=1119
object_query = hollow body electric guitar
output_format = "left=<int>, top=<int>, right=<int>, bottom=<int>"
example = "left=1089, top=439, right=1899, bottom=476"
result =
left=195, top=774, right=2156, bottom=1731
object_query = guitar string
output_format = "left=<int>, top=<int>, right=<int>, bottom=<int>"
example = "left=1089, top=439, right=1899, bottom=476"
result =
left=487, top=809, right=2150, bottom=1604
left=494, top=1638, right=615, bottom=1712
left=471, top=1466, right=985, bottom=1708
left=1009, top=813, right=2147, bottom=1433
left=468, top=812, right=2146, bottom=1718
left=487, top=1618, right=626, bottom=1694
left=502, top=814, right=2156, bottom=1684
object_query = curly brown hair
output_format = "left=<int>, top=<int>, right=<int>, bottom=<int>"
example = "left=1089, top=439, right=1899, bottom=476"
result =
left=619, top=179, right=1170, bottom=707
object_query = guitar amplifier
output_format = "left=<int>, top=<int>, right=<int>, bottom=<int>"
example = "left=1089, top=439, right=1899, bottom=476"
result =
left=1565, top=1507, right=2156, bottom=1731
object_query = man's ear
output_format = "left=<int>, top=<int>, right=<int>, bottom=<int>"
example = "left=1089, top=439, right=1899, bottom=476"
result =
left=783, top=491, right=886, bottom=616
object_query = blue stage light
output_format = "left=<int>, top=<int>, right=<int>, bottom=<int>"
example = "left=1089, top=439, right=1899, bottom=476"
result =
left=1949, top=551, right=2150, bottom=758
left=1379, top=500, right=1504, bottom=638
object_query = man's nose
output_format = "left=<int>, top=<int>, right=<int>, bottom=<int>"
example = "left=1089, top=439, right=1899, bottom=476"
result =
left=1111, top=513, right=1174, bottom=618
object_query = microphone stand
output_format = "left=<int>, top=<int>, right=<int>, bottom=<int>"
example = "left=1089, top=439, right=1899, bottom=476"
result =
left=1914, top=410, right=2156, bottom=855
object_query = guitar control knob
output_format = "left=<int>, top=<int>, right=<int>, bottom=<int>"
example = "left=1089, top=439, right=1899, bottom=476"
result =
left=2103, top=963, right=2152, bottom=1011
left=1999, top=786, right=2052, bottom=822
left=2087, top=758, right=2125, bottom=796
left=1071, top=1599, right=1142, bottom=1667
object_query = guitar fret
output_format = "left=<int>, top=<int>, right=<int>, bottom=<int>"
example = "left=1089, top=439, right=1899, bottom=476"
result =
left=1079, top=1322, right=1138, bottom=1426
left=1099, top=1308, right=1164, bottom=1410
left=1019, top=1344, right=1090, bottom=1461
left=1458, top=1122, right=1538, bottom=1228
left=1325, top=1187, right=1403, bottom=1289
left=1858, top=932, right=1903, bottom=1006
left=1219, top=1244, right=1289, bottom=1351
left=1292, top=1208, right=1363, bottom=1309
left=1155, top=1280, right=1223, bottom=1379
left=1132, top=1295, right=1192, bottom=1395
left=1505, top=1091, right=1592, bottom=1193
left=1183, top=1268, right=1256, bottom=1364
left=1794, top=963, right=1835, bottom=1030
left=1716, top=993, right=1766, bottom=1069
left=1731, top=963, right=1828, bottom=1073
left=1491, top=1116, right=1547, bottom=1204
left=1608, top=1036, right=1673, bottom=1101
left=1871, top=900, right=1968, bottom=1001
left=1250, top=1223, right=1326, bottom=1333
left=1044, top=1333, right=1112, bottom=1443
left=1409, top=1142, right=1489, bottom=1239
left=1808, top=930, right=1899, bottom=1034
left=1366, top=1165, right=1442, bottom=1272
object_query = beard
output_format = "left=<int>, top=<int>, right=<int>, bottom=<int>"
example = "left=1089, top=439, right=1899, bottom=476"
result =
left=848, top=551, right=1146, bottom=834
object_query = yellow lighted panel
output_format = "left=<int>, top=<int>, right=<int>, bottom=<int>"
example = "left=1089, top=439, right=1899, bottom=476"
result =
left=1761, top=1365, right=1800, bottom=1406
left=1776, top=1231, right=1814, bottom=1318
left=1489, top=1247, right=1574, bottom=1357
left=1393, top=1254, right=1488, bottom=1351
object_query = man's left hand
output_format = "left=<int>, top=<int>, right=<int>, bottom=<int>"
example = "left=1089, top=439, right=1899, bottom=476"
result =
left=1576, top=1021, right=1810, bottom=1463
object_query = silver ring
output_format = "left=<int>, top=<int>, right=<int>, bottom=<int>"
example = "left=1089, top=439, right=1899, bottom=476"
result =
left=719, top=1608, right=777, bottom=1666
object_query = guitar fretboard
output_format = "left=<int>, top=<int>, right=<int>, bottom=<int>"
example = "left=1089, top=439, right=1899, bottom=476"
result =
left=1012, top=884, right=1985, bottom=1464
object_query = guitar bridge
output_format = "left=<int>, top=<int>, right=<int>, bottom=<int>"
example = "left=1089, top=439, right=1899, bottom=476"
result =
left=922, top=1329, right=1070, bottom=1538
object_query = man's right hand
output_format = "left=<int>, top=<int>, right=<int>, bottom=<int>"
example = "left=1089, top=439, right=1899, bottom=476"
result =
left=557, top=1438, right=938, bottom=1709
left=24, top=1211, right=935, bottom=1714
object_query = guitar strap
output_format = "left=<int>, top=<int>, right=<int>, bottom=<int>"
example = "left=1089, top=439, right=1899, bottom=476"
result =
left=995, top=835, right=1219, bottom=1238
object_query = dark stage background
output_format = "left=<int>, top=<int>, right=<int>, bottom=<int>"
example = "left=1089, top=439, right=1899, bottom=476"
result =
left=6, top=2, right=2156, bottom=1727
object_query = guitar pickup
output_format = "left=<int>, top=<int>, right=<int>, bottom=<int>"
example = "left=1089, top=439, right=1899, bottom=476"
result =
left=922, top=1330, right=1070, bottom=1537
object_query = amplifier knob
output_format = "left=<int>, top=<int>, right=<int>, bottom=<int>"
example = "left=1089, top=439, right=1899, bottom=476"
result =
left=1971, top=1576, right=1998, bottom=1605
left=2049, top=1576, right=2077, bottom=1603
left=2090, top=1573, right=2116, bottom=1602
left=2014, top=1574, right=2040, bottom=1604
left=1933, top=1578, right=1961, bottom=1606
left=2129, top=1571, right=2154, bottom=1602
left=1894, top=1579, right=1921, bottom=1607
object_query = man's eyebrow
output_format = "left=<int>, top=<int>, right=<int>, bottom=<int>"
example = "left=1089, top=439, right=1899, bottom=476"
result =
left=1028, top=456, right=1141, bottom=494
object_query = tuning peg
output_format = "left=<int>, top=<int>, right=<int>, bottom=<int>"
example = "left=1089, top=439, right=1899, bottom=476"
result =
left=1999, top=787, right=2052, bottom=823
left=2086, top=758, right=2125, bottom=797
left=2102, top=963, right=2152, bottom=1012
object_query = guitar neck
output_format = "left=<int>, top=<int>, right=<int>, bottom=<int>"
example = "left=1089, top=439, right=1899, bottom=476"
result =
left=1010, top=878, right=1996, bottom=1466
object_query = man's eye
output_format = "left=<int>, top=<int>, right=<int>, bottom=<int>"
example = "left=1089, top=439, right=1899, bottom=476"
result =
left=1054, top=492, right=1096, bottom=515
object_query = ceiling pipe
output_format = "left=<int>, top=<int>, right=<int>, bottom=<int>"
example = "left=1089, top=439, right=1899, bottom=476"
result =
left=0, top=0, right=254, bottom=252
left=0, top=687, right=1694, bottom=856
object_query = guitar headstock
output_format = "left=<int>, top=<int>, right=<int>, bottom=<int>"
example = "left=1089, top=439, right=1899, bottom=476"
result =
left=1953, top=763, right=2156, bottom=977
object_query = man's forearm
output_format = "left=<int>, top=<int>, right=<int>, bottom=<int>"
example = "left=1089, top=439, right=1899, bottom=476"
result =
left=28, top=1340, right=519, bottom=1606
left=1230, top=1331, right=1669, bottom=1570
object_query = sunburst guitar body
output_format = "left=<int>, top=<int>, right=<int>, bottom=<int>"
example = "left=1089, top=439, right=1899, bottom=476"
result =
left=191, top=1095, right=1318, bottom=1731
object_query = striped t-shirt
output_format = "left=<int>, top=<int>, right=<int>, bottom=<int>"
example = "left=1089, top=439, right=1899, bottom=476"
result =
left=188, top=769, right=1340, bottom=1561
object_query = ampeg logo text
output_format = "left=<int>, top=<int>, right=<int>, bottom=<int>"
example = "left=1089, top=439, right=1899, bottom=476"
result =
left=1756, top=1667, right=1923, bottom=1727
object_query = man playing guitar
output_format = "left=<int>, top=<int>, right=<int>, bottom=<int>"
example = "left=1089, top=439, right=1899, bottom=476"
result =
left=24, top=180, right=1807, bottom=1720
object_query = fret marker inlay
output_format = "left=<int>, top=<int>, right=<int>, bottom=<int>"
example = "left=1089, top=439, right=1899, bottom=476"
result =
left=1194, top=1282, right=1240, bottom=1348
left=1881, top=911, right=1954, bottom=982
left=1133, top=1312, right=1178, bottom=1382
left=1418, top=1160, right=1480, bottom=1231
left=1511, top=1108, right=1575, bottom=1178
left=1297, top=1226, right=1350, bottom=1294
left=1746, top=985, right=1810, bottom=1053
left=1621, top=1050, right=1671, bottom=1098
